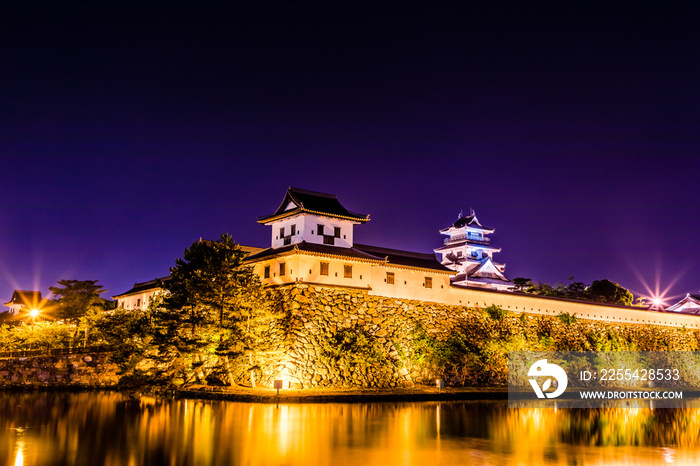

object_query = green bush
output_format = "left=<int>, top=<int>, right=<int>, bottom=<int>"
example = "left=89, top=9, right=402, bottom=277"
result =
left=408, top=309, right=700, bottom=387
left=483, top=305, right=509, bottom=321
left=318, top=326, right=396, bottom=387
left=556, top=312, right=578, bottom=325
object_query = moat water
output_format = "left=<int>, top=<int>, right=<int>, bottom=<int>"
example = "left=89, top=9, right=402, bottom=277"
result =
left=1, top=392, right=699, bottom=465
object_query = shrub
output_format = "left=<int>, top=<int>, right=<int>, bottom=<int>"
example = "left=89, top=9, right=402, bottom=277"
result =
left=556, top=312, right=578, bottom=325
left=484, top=305, right=509, bottom=321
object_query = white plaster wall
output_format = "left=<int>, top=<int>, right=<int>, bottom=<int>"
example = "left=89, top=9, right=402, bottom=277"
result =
left=269, top=215, right=304, bottom=249
left=368, top=265, right=453, bottom=301
left=249, top=253, right=700, bottom=329
left=253, top=255, right=372, bottom=288
left=269, top=214, right=354, bottom=249
left=117, top=289, right=163, bottom=310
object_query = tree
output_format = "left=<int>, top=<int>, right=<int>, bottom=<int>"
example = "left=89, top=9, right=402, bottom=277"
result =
left=96, top=296, right=163, bottom=386
left=157, top=234, right=284, bottom=387
left=564, top=276, right=586, bottom=300
left=49, top=279, right=109, bottom=347
left=49, top=279, right=109, bottom=322
left=512, top=277, right=532, bottom=292
left=585, top=279, right=634, bottom=306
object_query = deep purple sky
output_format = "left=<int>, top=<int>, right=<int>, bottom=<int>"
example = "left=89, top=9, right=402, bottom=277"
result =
left=2, top=4, right=699, bottom=307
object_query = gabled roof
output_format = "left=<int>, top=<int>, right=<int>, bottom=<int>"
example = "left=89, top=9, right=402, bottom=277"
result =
left=467, top=257, right=509, bottom=282
left=666, top=293, right=700, bottom=312
left=452, top=274, right=513, bottom=287
left=258, top=187, right=370, bottom=224
left=440, top=212, right=494, bottom=234
left=113, top=276, right=172, bottom=298
left=4, top=290, right=43, bottom=308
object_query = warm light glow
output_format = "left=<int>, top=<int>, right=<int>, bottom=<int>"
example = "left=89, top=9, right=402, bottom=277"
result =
left=630, top=262, right=685, bottom=310
left=14, top=439, right=25, bottom=466
left=29, top=309, right=39, bottom=317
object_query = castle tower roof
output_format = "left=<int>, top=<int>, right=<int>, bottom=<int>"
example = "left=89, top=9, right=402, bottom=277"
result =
left=257, top=187, right=370, bottom=224
left=439, top=212, right=494, bottom=234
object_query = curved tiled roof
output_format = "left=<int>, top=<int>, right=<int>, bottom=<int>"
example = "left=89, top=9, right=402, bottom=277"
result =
left=4, top=290, right=42, bottom=307
left=440, top=212, right=494, bottom=233
left=258, top=187, right=369, bottom=223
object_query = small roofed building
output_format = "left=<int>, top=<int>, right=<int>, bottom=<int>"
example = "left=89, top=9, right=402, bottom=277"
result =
left=434, top=211, right=510, bottom=290
left=4, top=290, right=45, bottom=316
left=665, top=293, right=700, bottom=314
left=246, top=187, right=456, bottom=301
left=113, top=276, right=172, bottom=311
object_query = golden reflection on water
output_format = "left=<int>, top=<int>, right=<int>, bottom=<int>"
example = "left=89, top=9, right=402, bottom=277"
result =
left=0, top=393, right=700, bottom=465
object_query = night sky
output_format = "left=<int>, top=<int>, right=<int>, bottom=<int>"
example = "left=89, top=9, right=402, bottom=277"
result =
left=2, top=4, right=700, bottom=307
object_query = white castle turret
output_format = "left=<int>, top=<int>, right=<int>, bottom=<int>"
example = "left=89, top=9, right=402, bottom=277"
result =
left=433, top=210, right=510, bottom=290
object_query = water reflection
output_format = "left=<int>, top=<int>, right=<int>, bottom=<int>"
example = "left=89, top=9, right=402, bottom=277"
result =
left=0, top=392, right=699, bottom=465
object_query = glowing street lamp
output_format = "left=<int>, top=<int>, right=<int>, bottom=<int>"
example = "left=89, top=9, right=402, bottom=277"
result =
left=436, top=379, right=445, bottom=393
left=648, top=297, right=665, bottom=311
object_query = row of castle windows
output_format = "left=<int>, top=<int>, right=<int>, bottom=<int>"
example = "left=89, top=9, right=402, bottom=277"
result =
left=263, top=262, right=433, bottom=288
left=455, top=250, right=490, bottom=259
left=277, top=224, right=345, bottom=245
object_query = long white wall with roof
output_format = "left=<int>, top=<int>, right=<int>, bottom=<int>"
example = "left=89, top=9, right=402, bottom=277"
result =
left=249, top=251, right=700, bottom=329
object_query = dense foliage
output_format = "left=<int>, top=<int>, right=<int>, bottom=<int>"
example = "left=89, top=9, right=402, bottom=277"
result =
left=0, top=235, right=287, bottom=390
left=407, top=306, right=700, bottom=386
left=99, top=234, right=286, bottom=388
left=512, top=277, right=635, bottom=306
left=49, top=279, right=111, bottom=322
left=318, top=326, right=394, bottom=387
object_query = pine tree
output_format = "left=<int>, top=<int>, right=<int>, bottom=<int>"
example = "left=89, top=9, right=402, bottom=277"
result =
left=157, top=234, right=285, bottom=386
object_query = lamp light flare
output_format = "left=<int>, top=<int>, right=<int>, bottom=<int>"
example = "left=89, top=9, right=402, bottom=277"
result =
left=630, top=264, right=685, bottom=310
left=29, top=309, right=39, bottom=318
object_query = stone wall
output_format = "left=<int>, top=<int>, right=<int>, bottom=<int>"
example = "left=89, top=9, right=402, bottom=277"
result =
left=273, top=284, right=480, bottom=389
left=271, top=283, right=700, bottom=389
left=0, top=353, right=119, bottom=388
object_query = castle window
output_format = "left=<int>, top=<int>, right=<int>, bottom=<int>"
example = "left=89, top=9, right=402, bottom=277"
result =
left=280, top=262, right=286, bottom=276
left=264, top=266, right=270, bottom=278
left=344, top=265, right=352, bottom=278
left=291, top=225, right=296, bottom=235
left=323, top=235, right=335, bottom=245
left=283, top=236, right=291, bottom=245
left=317, top=224, right=324, bottom=235
left=334, top=227, right=341, bottom=238
left=424, top=277, right=432, bottom=288
left=280, top=227, right=285, bottom=238
left=320, top=262, right=329, bottom=276
left=137, top=298, right=141, bottom=307
left=387, top=272, right=395, bottom=284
